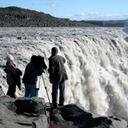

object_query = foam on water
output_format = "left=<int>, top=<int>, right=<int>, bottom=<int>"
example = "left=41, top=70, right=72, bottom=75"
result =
left=0, top=27, right=128, bottom=121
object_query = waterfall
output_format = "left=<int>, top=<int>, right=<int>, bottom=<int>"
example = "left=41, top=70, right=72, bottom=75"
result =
left=0, top=27, right=128, bottom=121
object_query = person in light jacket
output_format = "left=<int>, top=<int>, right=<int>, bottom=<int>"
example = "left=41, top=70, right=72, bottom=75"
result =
left=48, top=47, right=68, bottom=108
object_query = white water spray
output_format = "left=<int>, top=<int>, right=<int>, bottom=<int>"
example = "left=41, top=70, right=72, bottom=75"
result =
left=0, top=27, right=128, bottom=121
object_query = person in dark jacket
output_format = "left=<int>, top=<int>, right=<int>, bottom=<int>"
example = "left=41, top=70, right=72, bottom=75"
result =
left=23, top=55, right=46, bottom=97
left=48, top=47, right=68, bottom=108
left=4, top=55, right=22, bottom=98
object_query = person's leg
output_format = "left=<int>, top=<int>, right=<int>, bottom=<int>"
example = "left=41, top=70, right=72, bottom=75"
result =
left=52, top=83, right=59, bottom=107
left=7, top=85, right=16, bottom=98
left=25, top=84, right=30, bottom=97
left=11, top=85, right=16, bottom=98
left=29, top=84, right=36, bottom=97
left=59, top=81, right=65, bottom=106
left=7, top=85, right=12, bottom=97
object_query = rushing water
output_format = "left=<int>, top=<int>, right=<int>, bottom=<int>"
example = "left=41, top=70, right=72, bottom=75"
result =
left=0, top=27, right=128, bottom=121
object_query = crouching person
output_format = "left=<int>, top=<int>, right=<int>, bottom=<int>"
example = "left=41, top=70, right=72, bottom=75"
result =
left=23, top=55, right=47, bottom=97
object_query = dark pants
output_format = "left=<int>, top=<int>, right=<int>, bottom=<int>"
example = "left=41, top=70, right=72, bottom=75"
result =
left=24, top=84, right=36, bottom=97
left=52, top=81, right=65, bottom=106
left=7, top=85, right=16, bottom=98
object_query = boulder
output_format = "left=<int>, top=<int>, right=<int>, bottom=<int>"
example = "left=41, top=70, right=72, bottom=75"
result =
left=14, top=97, right=46, bottom=114
left=50, top=104, right=127, bottom=128
left=32, top=115, right=48, bottom=128
left=0, top=97, right=48, bottom=128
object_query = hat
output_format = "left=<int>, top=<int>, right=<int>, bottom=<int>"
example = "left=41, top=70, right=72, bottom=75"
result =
left=6, top=55, right=14, bottom=62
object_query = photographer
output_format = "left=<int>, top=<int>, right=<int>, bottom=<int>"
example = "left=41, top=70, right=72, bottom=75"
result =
left=23, top=55, right=47, bottom=97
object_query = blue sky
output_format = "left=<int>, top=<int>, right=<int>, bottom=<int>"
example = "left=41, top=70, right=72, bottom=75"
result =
left=1, top=0, right=128, bottom=21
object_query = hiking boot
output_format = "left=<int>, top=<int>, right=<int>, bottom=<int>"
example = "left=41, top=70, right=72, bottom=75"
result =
left=6, top=95, right=10, bottom=97
left=59, top=104, right=64, bottom=107
left=52, top=105, right=59, bottom=109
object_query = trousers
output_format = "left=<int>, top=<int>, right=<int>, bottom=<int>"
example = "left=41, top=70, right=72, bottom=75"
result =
left=24, top=84, right=36, bottom=97
left=52, top=81, right=65, bottom=106
left=7, top=84, right=16, bottom=98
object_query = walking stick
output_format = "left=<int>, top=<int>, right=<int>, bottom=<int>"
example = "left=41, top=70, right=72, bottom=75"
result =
left=42, top=74, right=52, bottom=107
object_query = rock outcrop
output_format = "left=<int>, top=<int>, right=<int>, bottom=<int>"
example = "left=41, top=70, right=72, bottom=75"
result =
left=0, top=86, right=127, bottom=128
left=0, top=97, right=48, bottom=128
left=50, top=104, right=127, bottom=128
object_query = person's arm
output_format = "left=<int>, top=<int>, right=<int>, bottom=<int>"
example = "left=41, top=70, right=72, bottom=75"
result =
left=48, top=59, right=55, bottom=83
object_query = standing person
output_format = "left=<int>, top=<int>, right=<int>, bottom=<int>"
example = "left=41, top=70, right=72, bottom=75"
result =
left=4, top=54, right=22, bottom=98
left=48, top=47, right=68, bottom=108
left=23, top=55, right=46, bottom=97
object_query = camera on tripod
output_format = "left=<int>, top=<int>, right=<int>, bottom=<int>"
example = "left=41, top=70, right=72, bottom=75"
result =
left=31, top=55, right=47, bottom=72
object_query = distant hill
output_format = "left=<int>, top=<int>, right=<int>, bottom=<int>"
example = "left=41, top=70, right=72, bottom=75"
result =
left=0, top=6, right=128, bottom=27
left=0, top=6, right=94, bottom=27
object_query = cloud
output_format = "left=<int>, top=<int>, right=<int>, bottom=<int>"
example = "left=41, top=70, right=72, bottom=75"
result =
left=66, top=12, right=128, bottom=21
left=76, top=12, right=85, bottom=16
left=48, top=2, right=58, bottom=7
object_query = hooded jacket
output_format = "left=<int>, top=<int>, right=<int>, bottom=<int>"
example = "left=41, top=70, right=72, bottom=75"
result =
left=23, top=62, right=43, bottom=84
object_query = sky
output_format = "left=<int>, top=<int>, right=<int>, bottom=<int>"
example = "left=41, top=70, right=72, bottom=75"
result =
left=0, top=0, right=128, bottom=21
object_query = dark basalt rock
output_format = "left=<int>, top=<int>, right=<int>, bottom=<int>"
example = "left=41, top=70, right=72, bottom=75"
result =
left=0, top=97, right=48, bottom=128
left=0, top=86, right=127, bottom=128
left=50, top=104, right=127, bottom=128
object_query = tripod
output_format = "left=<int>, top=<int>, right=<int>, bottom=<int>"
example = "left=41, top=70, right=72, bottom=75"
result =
left=35, top=74, right=52, bottom=107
